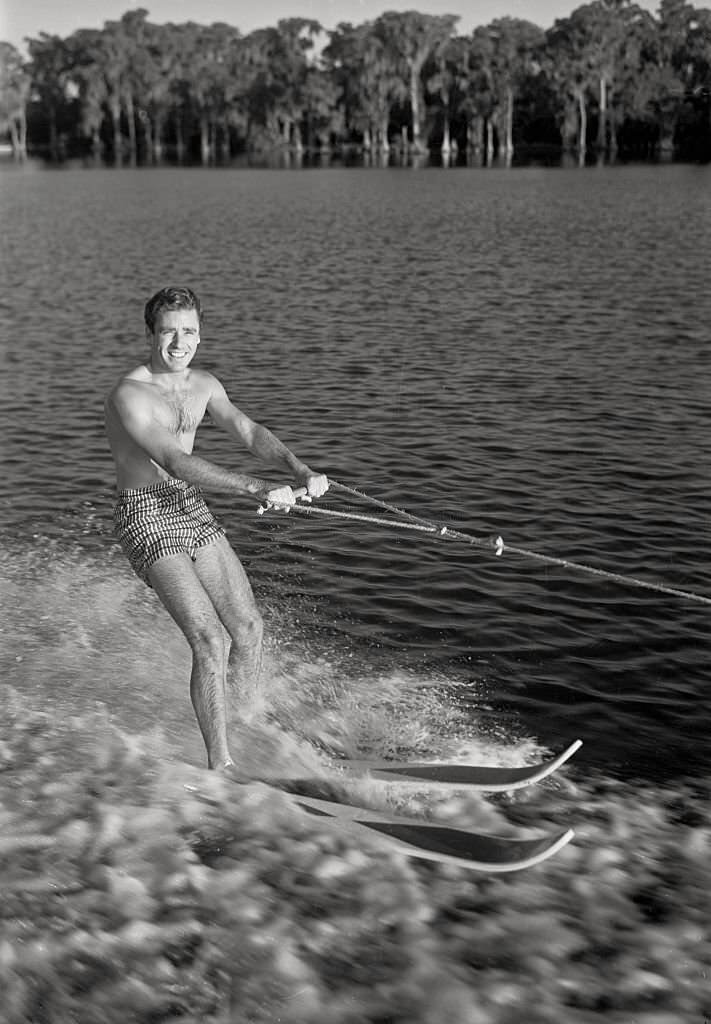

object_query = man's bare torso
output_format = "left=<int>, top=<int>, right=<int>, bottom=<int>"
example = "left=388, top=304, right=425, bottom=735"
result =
left=106, top=364, right=214, bottom=490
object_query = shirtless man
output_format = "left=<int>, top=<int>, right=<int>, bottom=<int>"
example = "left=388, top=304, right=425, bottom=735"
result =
left=105, top=285, right=328, bottom=770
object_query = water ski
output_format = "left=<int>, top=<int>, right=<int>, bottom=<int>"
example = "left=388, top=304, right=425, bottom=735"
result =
left=282, top=790, right=575, bottom=872
left=339, top=739, right=582, bottom=792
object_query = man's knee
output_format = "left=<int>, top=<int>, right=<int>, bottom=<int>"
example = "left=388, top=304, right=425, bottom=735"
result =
left=231, top=610, right=263, bottom=652
left=242, top=610, right=264, bottom=649
left=187, top=623, right=226, bottom=666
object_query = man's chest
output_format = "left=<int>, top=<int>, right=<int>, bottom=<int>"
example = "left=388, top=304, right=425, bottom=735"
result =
left=156, top=387, right=207, bottom=435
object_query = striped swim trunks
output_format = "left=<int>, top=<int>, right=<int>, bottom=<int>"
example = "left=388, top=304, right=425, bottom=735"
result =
left=113, top=478, right=226, bottom=584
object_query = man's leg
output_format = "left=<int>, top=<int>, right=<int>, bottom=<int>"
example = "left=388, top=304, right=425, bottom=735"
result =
left=192, top=535, right=264, bottom=706
left=147, top=553, right=233, bottom=768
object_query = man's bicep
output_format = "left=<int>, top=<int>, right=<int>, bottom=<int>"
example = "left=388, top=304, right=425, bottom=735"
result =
left=207, top=382, right=256, bottom=443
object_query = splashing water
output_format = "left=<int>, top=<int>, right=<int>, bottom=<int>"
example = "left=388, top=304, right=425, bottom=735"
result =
left=0, top=516, right=709, bottom=1023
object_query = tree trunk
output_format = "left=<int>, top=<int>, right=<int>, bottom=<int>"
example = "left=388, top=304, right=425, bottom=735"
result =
left=142, top=113, right=154, bottom=162
left=153, top=112, right=165, bottom=163
left=577, top=89, right=587, bottom=165
left=504, top=86, right=514, bottom=157
left=9, top=119, right=20, bottom=157
left=293, top=121, right=304, bottom=154
left=221, top=117, right=231, bottom=161
left=9, top=114, right=26, bottom=158
left=125, top=94, right=137, bottom=163
left=380, top=115, right=390, bottom=153
left=468, top=115, right=483, bottom=155
left=409, top=65, right=422, bottom=152
left=561, top=100, right=577, bottom=149
left=485, top=118, right=495, bottom=166
left=175, top=115, right=185, bottom=162
left=18, top=108, right=28, bottom=158
left=109, top=97, right=122, bottom=164
left=658, top=112, right=674, bottom=159
left=200, top=114, right=210, bottom=165
left=362, top=125, right=372, bottom=151
left=597, top=77, right=607, bottom=152
left=442, top=115, right=451, bottom=154
left=48, top=104, right=59, bottom=161
left=609, top=112, right=618, bottom=160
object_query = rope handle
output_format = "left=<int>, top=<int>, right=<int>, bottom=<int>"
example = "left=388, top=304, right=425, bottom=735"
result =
left=257, top=486, right=311, bottom=516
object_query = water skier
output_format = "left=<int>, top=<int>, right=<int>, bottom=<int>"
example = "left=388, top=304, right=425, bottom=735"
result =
left=105, top=286, right=328, bottom=769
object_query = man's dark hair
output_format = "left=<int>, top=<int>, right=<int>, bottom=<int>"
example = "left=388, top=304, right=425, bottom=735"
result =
left=144, top=286, right=203, bottom=333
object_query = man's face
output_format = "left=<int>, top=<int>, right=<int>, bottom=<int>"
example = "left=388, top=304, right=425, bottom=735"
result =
left=149, top=308, right=200, bottom=372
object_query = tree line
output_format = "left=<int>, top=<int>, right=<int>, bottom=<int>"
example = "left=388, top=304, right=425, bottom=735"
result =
left=1, top=1, right=710, bottom=165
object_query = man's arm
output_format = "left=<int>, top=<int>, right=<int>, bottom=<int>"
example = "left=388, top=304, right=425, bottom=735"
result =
left=207, top=379, right=329, bottom=498
left=109, top=382, right=274, bottom=499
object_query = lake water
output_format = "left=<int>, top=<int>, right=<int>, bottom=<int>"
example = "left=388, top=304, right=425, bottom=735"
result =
left=2, top=161, right=709, bottom=776
left=1, top=161, right=710, bottom=1021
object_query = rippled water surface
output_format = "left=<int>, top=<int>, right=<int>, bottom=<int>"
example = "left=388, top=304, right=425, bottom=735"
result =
left=1, top=162, right=710, bottom=780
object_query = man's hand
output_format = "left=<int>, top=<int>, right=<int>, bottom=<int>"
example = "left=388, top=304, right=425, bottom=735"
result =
left=263, top=474, right=328, bottom=511
left=300, top=473, right=329, bottom=499
left=264, top=484, right=298, bottom=510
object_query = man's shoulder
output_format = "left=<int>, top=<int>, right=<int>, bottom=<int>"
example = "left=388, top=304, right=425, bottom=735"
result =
left=106, top=370, right=152, bottom=414
left=189, top=367, right=221, bottom=391
left=107, top=364, right=148, bottom=391
left=187, top=369, right=227, bottom=406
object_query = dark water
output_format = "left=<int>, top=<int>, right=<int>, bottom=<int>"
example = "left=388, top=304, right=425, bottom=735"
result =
left=1, top=162, right=710, bottom=782
left=2, top=162, right=711, bottom=1024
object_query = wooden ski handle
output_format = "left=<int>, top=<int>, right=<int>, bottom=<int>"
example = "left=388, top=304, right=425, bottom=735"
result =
left=257, top=485, right=311, bottom=516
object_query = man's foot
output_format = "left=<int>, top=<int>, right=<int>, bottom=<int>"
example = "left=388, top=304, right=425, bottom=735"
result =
left=217, top=760, right=251, bottom=784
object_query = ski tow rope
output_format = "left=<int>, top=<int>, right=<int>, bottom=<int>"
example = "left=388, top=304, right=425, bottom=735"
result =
left=256, top=479, right=711, bottom=607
